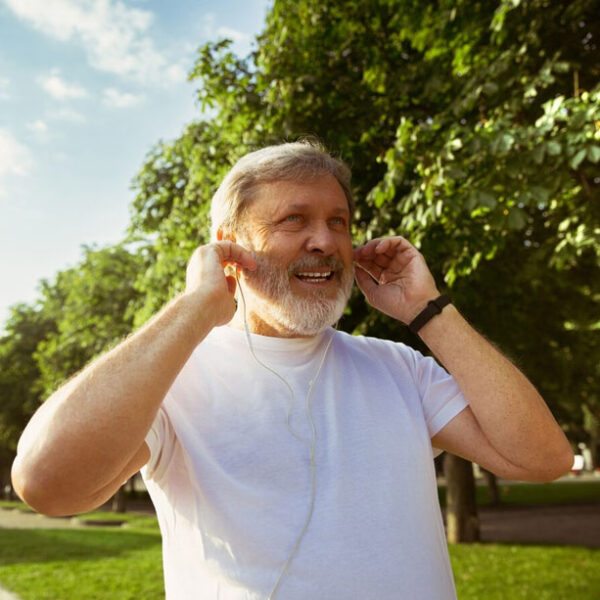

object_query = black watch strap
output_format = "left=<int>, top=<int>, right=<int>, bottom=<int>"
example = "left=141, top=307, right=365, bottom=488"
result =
left=407, top=295, right=452, bottom=334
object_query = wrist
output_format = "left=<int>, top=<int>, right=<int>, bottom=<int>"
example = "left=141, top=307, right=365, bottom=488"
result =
left=176, top=289, right=222, bottom=342
left=407, top=294, right=451, bottom=334
left=416, top=303, right=460, bottom=340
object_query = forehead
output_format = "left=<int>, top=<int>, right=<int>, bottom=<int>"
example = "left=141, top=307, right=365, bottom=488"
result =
left=245, top=174, right=350, bottom=220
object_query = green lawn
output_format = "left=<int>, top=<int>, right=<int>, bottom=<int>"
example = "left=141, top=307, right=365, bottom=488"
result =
left=451, top=544, right=600, bottom=599
left=438, top=478, right=600, bottom=508
left=0, top=526, right=598, bottom=599
left=0, top=527, right=163, bottom=600
left=0, top=479, right=598, bottom=599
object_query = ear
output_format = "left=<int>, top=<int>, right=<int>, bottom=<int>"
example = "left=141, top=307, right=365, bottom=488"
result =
left=217, top=228, right=236, bottom=242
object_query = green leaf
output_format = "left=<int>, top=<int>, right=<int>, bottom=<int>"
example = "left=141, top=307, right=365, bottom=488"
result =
left=482, top=82, right=499, bottom=95
left=507, top=207, right=528, bottom=230
left=478, top=190, right=497, bottom=209
left=546, top=141, right=562, bottom=156
left=586, top=146, right=600, bottom=163
left=529, top=186, right=551, bottom=206
left=532, top=144, right=546, bottom=164
left=570, top=148, right=587, bottom=170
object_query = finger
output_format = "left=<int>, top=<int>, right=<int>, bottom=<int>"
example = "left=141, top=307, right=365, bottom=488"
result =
left=355, top=265, right=379, bottom=297
left=354, top=259, right=383, bottom=282
left=354, top=238, right=383, bottom=258
left=375, top=237, right=414, bottom=258
left=216, top=241, right=257, bottom=271
left=376, top=240, right=420, bottom=272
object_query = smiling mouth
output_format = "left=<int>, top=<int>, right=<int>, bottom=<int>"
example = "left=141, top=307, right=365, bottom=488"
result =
left=295, top=271, right=334, bottom=283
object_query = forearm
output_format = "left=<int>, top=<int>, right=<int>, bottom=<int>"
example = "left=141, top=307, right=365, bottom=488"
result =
left=418, top=305, right=572, bottom=472
left=12, top=290, right=214, bottom=514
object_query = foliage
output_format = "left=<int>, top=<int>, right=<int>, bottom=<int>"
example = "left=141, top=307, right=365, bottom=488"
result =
left=0, top=245, right=142, bottom=469
left=127, top=122, right=231, bottom=324
left=127, top=0, right=600, bottom=436
left=34, top=245, right=143, bottom=397
left=0, top=304, right=55, bottom=468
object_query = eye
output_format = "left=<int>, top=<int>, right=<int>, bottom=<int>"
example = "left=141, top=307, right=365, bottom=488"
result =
left=329, top=216, right=347, bottom=228
left=282, top=214, right=303, bottom=223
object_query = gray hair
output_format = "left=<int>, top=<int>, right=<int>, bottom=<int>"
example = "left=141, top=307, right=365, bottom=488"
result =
left=210, top=141, right=354, bottom=240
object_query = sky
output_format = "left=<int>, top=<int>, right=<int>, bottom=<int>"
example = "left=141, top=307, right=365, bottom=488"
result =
left=0, top=0, right=270, bottom=329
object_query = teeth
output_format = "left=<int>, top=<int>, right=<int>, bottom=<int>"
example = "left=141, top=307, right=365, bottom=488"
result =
left=298, top=271, right=332, bottom=277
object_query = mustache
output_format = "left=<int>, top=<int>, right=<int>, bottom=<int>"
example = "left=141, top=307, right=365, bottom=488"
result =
left=245, top=250, right=347, bottom=275
left=287, top=255, right=345, bottom=274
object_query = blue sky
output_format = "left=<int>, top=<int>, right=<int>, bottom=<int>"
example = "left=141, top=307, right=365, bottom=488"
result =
left=0, top=0, right=270, bottom=328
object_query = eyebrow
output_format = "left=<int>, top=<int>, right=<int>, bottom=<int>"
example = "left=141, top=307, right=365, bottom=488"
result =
left=283, top=203, right=350, bottom=216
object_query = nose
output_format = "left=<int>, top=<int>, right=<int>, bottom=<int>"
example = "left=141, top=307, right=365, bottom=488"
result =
left=305, top=222, right=336, bottom=255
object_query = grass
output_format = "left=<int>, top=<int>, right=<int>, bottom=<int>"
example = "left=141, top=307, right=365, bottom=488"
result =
left=0, top=479, right=598, bottom=599
left=0, top=527, right=598, bottom=599
left=0, top=528, right=164, bottom=600
left=450, top=544, right=600, bottom=599
left=438, top=478, right=600, bottom=508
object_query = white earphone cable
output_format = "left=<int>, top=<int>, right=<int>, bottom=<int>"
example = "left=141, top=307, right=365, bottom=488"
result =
left=235, top=271, right=336, bottom=600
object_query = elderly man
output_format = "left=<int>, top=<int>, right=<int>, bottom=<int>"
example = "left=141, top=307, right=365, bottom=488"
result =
left=12, top=142, right=572, bottom=599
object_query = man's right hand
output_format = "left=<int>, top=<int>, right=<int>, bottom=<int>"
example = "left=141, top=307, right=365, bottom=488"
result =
left=185, top=242, right=257, bottom=328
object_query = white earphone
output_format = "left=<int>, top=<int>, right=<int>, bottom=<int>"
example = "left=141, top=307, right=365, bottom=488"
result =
left=235, top=270, right=336, bottom=600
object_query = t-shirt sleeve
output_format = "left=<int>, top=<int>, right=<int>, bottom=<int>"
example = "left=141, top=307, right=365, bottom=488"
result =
left=411, top=349, right=469, bottom=442
left=142, top=400, right=177, bottom=482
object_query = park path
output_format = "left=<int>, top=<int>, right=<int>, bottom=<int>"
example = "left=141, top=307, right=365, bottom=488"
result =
left=476, top=503, right=600, bottom=547
left=1, top=502, right=599, bottom=546
left=0, top=509, right=83, bottom=530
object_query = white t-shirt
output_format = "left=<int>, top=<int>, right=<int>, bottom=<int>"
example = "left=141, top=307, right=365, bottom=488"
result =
left=142, top=326, right=468, bottom=600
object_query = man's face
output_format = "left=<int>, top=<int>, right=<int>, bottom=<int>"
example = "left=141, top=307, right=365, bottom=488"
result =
left=235, top=174, right=354, bottom=337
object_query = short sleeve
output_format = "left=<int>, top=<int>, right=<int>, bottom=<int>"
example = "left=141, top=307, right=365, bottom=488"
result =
left=142, top=401, right=177, bottom=482
left=412, top=351, right=469, bottom=441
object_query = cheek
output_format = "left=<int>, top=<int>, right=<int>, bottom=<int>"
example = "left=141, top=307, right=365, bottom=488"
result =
left=339, top=236, right=354, bottom=262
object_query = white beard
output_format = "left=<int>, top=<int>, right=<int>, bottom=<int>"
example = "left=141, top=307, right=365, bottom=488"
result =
left=241, top=252, right=354, bottom=336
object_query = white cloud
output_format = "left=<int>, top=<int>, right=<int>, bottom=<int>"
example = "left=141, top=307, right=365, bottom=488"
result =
left=103, top=87, right=145, bottom=108
left=216, top=26, right=250, bottom=45
left=0, top=129, right=34, bottom=196
left=38, top=70, right=88, bottom=100
left=0, top=77, right=10, bottom=100
left=202, top=13, right=217, bottom=38
left=48, top=106, right=86, bottom=123
left=26, top=120, right=49, bottom=137
left=1, top=0, right=186, bottom=86
left=201, top=14, right=253, bottom=55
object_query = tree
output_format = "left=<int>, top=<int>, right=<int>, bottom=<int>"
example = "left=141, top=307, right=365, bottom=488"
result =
left=35, top=244, right=143, bottom=398
left=0, top=303, right=55, bottom=496
left=0, top=245, right=143, bottom=511
left=126, top=0, right=598, bottom=541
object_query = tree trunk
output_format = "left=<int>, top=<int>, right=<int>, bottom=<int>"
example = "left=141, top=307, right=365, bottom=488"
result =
left=111, top=483, right=128, bottom=513
left=481, top=468, right=501, bottom=506
left=582, top=403, right=598, bottom=470
left=444, top=454, right=480, bottom=543
left=1, top=465, right=10, bottom=500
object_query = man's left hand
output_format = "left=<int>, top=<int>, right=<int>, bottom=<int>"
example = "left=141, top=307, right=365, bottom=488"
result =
left=353, top=236, right=439, bottom=324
